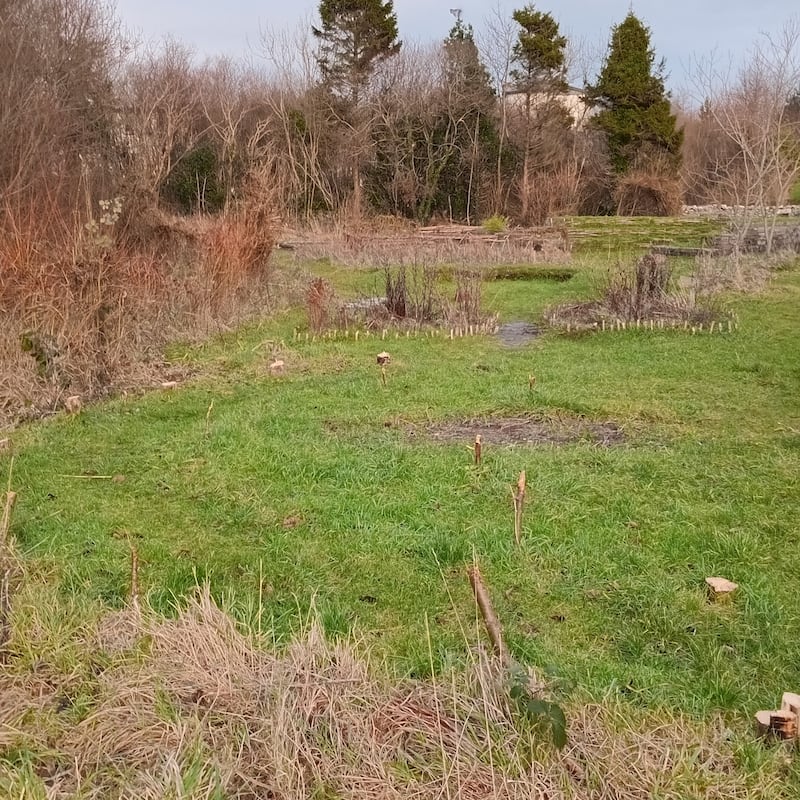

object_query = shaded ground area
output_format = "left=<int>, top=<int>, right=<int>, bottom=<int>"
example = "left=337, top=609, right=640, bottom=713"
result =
left=418, top=414, right=625, bottom=446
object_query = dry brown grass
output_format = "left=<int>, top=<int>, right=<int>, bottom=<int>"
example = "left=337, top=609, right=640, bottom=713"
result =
left=284, top=219, right=571, bottom=268
left=0, top=563, right=796, bottom=800
left=0, top=178, right=278, bottom=429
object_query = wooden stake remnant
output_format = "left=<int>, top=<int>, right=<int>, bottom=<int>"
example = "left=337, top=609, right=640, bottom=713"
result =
left=528, top=374, right=536, bottom=390
left=468, top=564, right=509, bottom=665
left=130, top=544, right=140, bottom=610
left=376, top=351, right=391, bottom=365
left=65, top=395, right=82, bottom=414
left=512, top=470, right=527, bottom=546
left=705, top=576, right=738, bottom=602
left=474, top=434, right=482, bottom=466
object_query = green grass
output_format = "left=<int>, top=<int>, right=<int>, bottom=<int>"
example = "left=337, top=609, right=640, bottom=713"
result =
left=4, top=231, right=800, bottom=722
left=565, top=215, right=725, bottom=254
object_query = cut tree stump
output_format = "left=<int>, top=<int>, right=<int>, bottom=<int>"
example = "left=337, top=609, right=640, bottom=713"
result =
left=705, top=576, right=738, bottom=601
left=755, top=710, right=797, bottom=740
left=755, top=692, right=800, bottom=741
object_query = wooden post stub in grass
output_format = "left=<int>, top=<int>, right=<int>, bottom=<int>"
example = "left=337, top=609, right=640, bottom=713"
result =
left=513, top=471, right=527, bottom=546
left=468, top=564, right=509, bottom=665
left=376, top=351, right=391, bottom=365
left=0, top=492, right=17, bottom=546
left=706, top=576, right=738, bottom=601
left=529, top=374, right=536, bottom=390
left=0, top=439, right=9, bottom=453
left=65, top=395, right=82, bottom=414
left=474, top=434, right=482, bottom=466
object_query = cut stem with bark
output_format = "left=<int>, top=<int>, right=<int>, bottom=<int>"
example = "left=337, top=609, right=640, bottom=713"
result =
left=468, top=563, right=509, bottom=665
left=513, top=471, right=527, bottom=545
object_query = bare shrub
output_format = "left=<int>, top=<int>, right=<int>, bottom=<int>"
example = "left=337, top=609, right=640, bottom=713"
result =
left=449, top=269, right=484, bottom=326
left=691, top=18, right=800, bottom=253
left=546, top=252, right=723, bottom=329
left=692, top=250, right=798, bottom=294
left=383, top=265, right=441, bottom=322
left=305, top=277, right=338, bottom=333
left=603, top=253, right=672, bottom=319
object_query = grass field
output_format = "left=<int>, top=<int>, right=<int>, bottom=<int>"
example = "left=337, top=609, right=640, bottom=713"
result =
left=2, top=217, right=800, bottom=796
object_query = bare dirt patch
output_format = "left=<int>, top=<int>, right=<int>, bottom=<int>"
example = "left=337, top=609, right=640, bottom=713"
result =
left=418, top=414, right=625, bottom=447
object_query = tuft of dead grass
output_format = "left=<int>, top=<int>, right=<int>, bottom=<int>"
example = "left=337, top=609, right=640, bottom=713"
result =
left=0, top=568, right=796, bottom=799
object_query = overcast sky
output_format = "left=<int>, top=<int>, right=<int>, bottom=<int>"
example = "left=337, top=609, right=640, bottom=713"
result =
left=114, top=1, right=798, bottom=91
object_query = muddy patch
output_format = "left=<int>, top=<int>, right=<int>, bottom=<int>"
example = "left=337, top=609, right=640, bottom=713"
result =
left=419, top=414, right=625, bottom=447
left=497, top=322, right=542, bottom=347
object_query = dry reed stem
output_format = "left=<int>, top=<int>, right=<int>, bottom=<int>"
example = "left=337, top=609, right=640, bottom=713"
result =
left=0, top=491, right=17, bottom=545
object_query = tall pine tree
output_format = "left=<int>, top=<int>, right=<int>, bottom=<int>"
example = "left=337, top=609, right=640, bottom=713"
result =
left=510, top=5, right=569, bottom=223
left=312, top=0, right=401, bottom=106
left=312, top=0, right=401, bottom=216
left=586, top=12, right=682, bottom=174
left=510, top=5, right=567, bottom=95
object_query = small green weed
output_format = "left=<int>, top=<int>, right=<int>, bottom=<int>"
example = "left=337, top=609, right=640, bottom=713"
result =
left=482, top=214, right=510, bottom=234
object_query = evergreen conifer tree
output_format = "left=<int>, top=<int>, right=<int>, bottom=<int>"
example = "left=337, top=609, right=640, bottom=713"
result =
left=312, top=0, right=401, bottom=106
left=586, top=12, right=682, bottom=174
left=510, top=6, right=567, bottom=95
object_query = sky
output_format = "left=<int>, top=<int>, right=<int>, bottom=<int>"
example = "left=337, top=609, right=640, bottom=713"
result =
left=113, top=1, right=798, bottom=92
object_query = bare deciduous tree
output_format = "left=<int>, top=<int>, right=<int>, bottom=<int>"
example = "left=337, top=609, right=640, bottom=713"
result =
left=693, top=17, right=800, bottom=253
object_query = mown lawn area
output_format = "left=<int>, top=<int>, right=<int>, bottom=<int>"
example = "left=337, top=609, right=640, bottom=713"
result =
left=5, top=220, right=799, bottom=720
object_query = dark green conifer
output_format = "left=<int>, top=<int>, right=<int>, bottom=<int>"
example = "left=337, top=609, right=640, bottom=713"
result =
left=586, top=12, right=683, bottom=173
